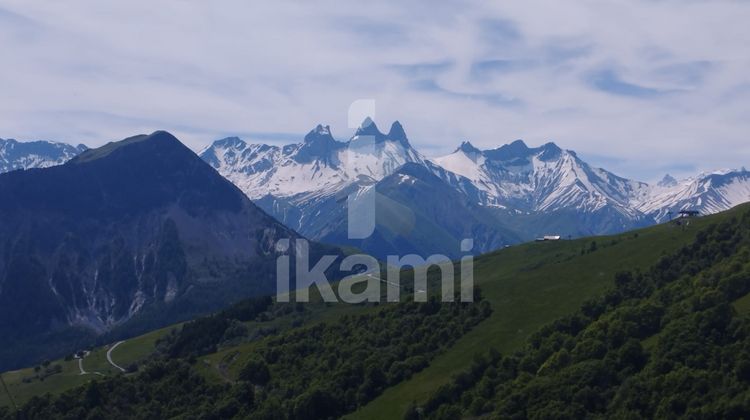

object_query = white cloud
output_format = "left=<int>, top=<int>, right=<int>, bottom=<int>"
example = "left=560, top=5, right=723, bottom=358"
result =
left=0, top=0, right=748, bottom=181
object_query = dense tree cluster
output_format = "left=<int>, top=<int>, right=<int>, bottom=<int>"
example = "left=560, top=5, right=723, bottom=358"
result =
left=249, top=296, right=492, bottom=418
left=160, top=295, right=273, bottom=358
left=419, top=210, right=750, bottom=419
left=5, top=293, right=491, bottom=419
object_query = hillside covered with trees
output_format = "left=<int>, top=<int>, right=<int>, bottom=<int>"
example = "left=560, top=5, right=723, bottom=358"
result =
left=2, top=293, right=490, bottom=419
left=418, top=208, right=750, bottom=419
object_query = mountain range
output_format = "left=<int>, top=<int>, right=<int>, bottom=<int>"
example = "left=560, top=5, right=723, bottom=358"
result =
left=198, top=119, right=750, bottom=257
left=0, top=137, right=87, bottom=173
left=2, top=123, right=748, bottom=259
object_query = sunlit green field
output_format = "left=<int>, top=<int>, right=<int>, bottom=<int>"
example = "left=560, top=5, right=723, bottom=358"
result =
left=0, top=324, right=175, bottom=408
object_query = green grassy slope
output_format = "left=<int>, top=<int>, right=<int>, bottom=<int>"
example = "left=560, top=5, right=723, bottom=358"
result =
left=0, top=358, right=87, bottom=410
left=0, top=324, right=175, bottom=407
left=350, top=212, right=726, bottom=419
left=413, top=204, right=750, bottom=418
left=734, top=291, right=750, bottom=315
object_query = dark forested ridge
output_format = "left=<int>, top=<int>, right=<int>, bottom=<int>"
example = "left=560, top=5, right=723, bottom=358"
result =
left=418, top=207, right=750, bottom=419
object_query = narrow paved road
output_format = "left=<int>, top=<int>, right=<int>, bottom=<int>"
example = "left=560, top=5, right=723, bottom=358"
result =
left=78, top=357, right=85, bottom=375
left=77, top=351, right=90, bottom=375
left=75, top=351, right=104, bottom=376
left=106, top=341, right=127, bottom=372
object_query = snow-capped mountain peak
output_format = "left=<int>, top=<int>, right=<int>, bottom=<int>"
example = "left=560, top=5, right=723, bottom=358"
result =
left=432, top=143, right=486, bottom=181
left=200, top=120, right=425, bottom=203
left=353, top=117, right=382, bottom=139
left=657, top=174, right=678, bottom=188
left=0, top=138, right=87, bottom=173
left=484, top=139, right=530, bottom=161
left=340, top=119, right=425, bottom=181
left=387, top=121, right=410, bottom=147
left=456, top=141, right=482, bottom=156
left=636, top=168, right=750, bottom=221
left=311, top=124, right=330, bottom=136
left=215, top=136, right=246, bottom=148
left=296, top=124, right=343, bottom=165
left=537, top=142, right=563, bottom=161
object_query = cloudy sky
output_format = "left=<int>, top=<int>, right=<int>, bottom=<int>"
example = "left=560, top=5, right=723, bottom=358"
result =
left=1, top=0, right=749, bottom=181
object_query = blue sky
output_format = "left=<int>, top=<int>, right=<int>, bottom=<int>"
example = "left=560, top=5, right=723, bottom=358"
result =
left=1, top=0, right=749, bottom=181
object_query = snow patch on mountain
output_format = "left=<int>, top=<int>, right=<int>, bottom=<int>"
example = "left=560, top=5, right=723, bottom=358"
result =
left=433, top=142, right=487, bottom=181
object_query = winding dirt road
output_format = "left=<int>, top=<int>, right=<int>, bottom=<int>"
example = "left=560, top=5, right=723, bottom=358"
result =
left=106, top=341, right=126, bottom=372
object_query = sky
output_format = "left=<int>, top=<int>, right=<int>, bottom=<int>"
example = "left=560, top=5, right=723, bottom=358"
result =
left=1, top=0, right=749, bottom=182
